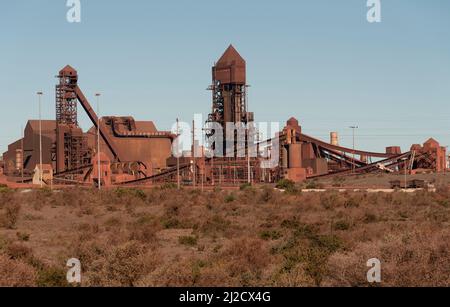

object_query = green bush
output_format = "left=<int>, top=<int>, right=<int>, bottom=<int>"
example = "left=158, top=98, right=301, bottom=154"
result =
left=161, top=217, right=181, bottom=229
left=320, top=193, right=339, bottom=210
left=274, top=220, right=343, bottom=286
left=161, top=183, right=178, bottom=190
left=239, top=183, right=253, bottom=191
left=259, top=187, right=273, bottom=203
left=281, top=218, right=300, bottom=229
left=38, top=187, right=53, bottom=197
left=6, top=243, right=32, bottom=260
left=199, top=215, right=231, bottom=237
left=276, top=179, right=299, bottom=194
left=114, top=187, right=128, bottom=198
left=132, top=189, right=147, bottom=201
left=276, top=179, right=294, bottom=189
left=259, top=230, right=282, bottom=241
left=344, top=197, right=359, bottom=208
left=332, top=176, right=346, bottom=187
left=179, top=236, right=198, bottom=246
left=105, top=242, right=147, bottom=287
left=1, top=203, right=21, bottom=229
left=16, top=232, right=30, bottom=242
left=135, top=214, right=154, bottom=226
left=115, top=188, right=147, bottom=201
left=310, top=234, right=342, bottom=253
left=305, top=180, right=323, bottom=189
left=0, top=184, right=11, bottom=194
left=36, top=267, right=69, bottom=287
left=363, top=213, right=378, bottom=223
left=438, top=199, right=449, bottom=208
left=224, top=194, right=236, bottom=203
left=333, top=220, right=351, bottom=231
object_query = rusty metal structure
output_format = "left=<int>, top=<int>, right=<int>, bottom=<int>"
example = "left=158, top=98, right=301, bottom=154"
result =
left=273, top=119, right=448, bottom=181
left=54, top=66, right=91, bottom=174
left=410, top=139, right=447, bottom=173
left=202, top=45, right=259, bottom=185
left=1, top=45, right=447, bottom=187
left=207, top=45, right=254, bottom=156
left=2, top=65, right=175, bottom=186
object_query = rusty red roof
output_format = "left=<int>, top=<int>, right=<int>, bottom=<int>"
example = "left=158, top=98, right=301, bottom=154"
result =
left=216, top=45, right=246, bottom=68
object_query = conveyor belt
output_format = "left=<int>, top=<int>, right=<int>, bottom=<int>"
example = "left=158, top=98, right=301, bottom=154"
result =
left=119, top=163, right=190, bottom=185
left=309, top=151, right=412, bottom=179
left=298, top=133, right=395, bottom=159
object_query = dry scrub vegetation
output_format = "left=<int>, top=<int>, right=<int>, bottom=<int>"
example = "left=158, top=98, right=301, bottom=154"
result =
left=0, top=183, right=449, bottom=287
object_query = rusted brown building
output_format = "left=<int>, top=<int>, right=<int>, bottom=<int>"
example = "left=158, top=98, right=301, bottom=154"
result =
left=2, top=120, right=56, bottom=176
left=2, top=66, right=174, bottom=181
left=86, top=116, right=173, bottom=176
left=410, top=138, right=447, bottom=173
left=2, top=116, right=173, bottom=178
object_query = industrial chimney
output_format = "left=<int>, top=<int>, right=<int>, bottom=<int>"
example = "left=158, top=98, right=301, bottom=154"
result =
left=330, top=132, right=339, bottom=146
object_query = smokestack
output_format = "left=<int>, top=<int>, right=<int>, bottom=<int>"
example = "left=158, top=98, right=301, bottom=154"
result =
left=15, top=149, right=23, bottom=171
left=330, top=132, right=339, bottom=146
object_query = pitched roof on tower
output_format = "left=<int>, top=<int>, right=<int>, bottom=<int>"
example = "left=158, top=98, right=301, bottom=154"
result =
left=425, top=138, right=439, bottom=145
left=287, top=117, right=299, bottom=125
left=213, top=45, right=246, bottom=84
left=59, top=65, right=77, bottom=76
left=216, top=45, right=246, bottom=68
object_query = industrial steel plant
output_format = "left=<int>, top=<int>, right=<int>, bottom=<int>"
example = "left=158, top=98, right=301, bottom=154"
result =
left=0, top=45, right=447, bottom=188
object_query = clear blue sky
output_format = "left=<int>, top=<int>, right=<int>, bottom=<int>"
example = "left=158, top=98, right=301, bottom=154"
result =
left=1, top=0, right=449, bottom=154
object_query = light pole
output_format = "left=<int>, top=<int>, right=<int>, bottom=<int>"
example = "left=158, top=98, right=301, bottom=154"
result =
left=247, top=124, right=254, bottom=185
left=192, top=120, right=196, bottom=188
left=403, top=157, right=408, bottom=190
left=202, top=126, right=214, bottom=186
left=247, top=146, right=251, bottom=184
left=444, top=146, right=449, bottom=174
left=37, top=92, right=43, bottom=188
left=349, top=126, right=358, bottom=174
left=95, top=93, right=101, bottom=190
left=246, top=85, right=251, bottom=185
left=176, top=118, right=180, bottom=190
left=21, top=125, right=24, bottom=184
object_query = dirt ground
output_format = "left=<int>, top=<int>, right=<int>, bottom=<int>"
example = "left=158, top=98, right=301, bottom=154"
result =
left=0, top=182, right=449, bottom=287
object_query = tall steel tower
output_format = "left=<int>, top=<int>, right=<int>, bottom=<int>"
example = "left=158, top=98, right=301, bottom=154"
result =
left=56, top=65, right=78, bottom=126
left=54, top=65, right=90, bottom=173
left=207, top=45, right=254, bottom=157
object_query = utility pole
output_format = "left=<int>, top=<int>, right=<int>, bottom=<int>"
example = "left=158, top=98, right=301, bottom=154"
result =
left=211, top=150, right=214, bottom=186
left=349, top=126, right=358, bottom=175
left=202, top=126, right=214, bottom=187
left=201, top=167, right=204, bottom=192
left=404, top=158, right=408, bottom=191
left=445, top=146, right=448, bottom=173
left=95, top=93, right=101, bottom=190
left=192, top=120, right=196, bottom=188
left=21, top=125, right=24, bottom=184
left=258, top=131, right=266, bottom=182
left=246, top=85, right=251, bottom=184
left=37, top=92, right=43, bottom=188
left=247, top=127, right=251, bottom=185
left=443, top=146, right=448, bottom=175
left=247, top=152, right=251, bottom=184
left=176, top=118, right=180, bottom=189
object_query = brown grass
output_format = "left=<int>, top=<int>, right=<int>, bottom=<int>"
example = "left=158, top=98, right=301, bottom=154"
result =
left=0, top=183, right=448, bottom=287
left=0, top=254, right=36, bottom=287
